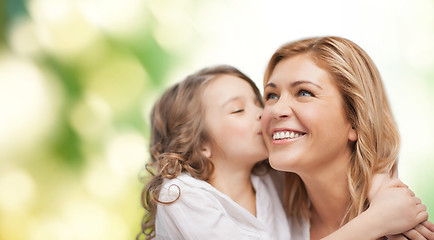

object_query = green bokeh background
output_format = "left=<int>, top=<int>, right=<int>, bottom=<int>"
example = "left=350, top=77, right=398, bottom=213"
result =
left=0, top=0, right=433, bottom=239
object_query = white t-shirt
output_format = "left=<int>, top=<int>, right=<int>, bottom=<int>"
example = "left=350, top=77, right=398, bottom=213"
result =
left=155, top=172, right=291, bottom=240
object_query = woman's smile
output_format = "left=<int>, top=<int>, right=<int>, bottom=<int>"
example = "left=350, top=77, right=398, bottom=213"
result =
left=271, top=128, right=306, bottom=144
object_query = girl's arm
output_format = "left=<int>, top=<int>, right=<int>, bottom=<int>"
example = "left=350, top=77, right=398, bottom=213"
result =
left=322, top=178, right=433, bottom=240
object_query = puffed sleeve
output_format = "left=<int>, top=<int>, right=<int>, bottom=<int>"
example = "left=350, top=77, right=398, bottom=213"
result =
left=155, top=183, right=245, bottom=240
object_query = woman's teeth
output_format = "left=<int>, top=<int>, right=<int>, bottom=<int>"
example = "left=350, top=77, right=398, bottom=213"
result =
left=272, top=131, right=303, bottom=140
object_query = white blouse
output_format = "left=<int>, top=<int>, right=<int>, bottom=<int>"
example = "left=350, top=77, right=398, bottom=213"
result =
left=155, top=172, right=291, bottom=240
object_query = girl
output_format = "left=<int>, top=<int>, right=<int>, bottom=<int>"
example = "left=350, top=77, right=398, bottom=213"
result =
left=261, top=36, right=433, bottom=239
left=138, top=65, right=429, bottom=240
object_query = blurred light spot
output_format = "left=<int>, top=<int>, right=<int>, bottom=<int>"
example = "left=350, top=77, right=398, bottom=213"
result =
left=29, top=0, right=70, bottom=23
left=0, top=214, right=31, bottom=240
left=154, top=22, right=194, bottom=52
left=0, top=55, right=59, bottom=158
left=106, top=131, right=147, bottom=177
left=141, top=89, right=161, bottom=127
left=61, top=199, right=128, bottom=240
left=104, top=213, right=129, bottom=240
left=83, top=159, right=125, bottom=199
left=69, top=93, right=112, bottom=141
left=78, top=0, right=147, bottom=38
left=148, top=0, right=192, bottom=26
left=64, top=201, right=108, bottom=239
left=28, top=0, right=98, bottom=58
left=85, top=56, right=147, bottom=113
left=149, top=0, right=194, bottom=51
left=28, top=217, right=73, bottom=240
left=0, top=167, right=36, bottom=213
left=9, top=18, right=43, bottom=57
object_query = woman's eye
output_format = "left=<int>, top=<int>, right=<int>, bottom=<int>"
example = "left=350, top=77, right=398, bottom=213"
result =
left=265, top=93, right=279, bottom=101
left=298, top=90, right=313, bottom=97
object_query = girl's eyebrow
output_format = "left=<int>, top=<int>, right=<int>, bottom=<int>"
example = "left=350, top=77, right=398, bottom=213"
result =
left=222, top=96, right=242, bottom=107
left=264, top=80, right=323, bottom=90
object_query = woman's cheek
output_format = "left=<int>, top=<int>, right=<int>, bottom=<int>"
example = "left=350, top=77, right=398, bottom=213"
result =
left=260, top=108, right=272, bottom=129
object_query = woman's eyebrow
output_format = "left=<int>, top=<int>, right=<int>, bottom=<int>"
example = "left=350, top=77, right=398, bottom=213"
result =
left=264, top=82, right=277, bottom=89
left=264, top=80, right=322, bottom=90
left=291, top=80, right=323, bottom=90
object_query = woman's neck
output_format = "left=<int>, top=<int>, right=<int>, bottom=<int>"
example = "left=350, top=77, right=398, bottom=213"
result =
left=208, top=163, right=257, bottom=216
left=299, top=160, right=350, bottom=240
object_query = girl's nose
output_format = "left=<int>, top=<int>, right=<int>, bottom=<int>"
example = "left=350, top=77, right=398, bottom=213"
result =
left=257, top=108, right=263, bottom=120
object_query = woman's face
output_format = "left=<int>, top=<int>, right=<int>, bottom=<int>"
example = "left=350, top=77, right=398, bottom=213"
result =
left=202, top=75, right=268, bottom=167
left=261, top=54, right=357, bottom=174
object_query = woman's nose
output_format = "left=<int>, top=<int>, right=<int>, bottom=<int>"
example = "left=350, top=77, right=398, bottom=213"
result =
left=271, top=97, right=293, bottom=119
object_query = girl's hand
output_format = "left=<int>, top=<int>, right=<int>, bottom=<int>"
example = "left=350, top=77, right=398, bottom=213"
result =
left=368, top=172, right=398, bottom=201
left=387, top=221, right=434, bottom=240
left=368, top=178, right=429, bottom=236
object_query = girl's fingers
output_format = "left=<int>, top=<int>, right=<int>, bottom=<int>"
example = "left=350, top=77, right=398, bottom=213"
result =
left=422, top=220, right=434, bottom=232
left=413, top=197, right=422, bottom=205
left=416, top=210, right=429, bottom=224
left=414, top=203, right=426, bottom=213
left=403, top=228, right=427, bottom=240
left=414, top=223, right=434, bottom=240
left=417, top=204, right=427, bottom=212
left=407, top=188, right=416, bottom=197
left=387, top=234, right=408, bottom=240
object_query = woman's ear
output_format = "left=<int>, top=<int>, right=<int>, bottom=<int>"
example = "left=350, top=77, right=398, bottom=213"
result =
left=201, top=143, right=212, bottom=158
left=348, top=126, right=358, bottom=141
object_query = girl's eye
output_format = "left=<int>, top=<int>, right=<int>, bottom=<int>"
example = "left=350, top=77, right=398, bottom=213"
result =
left=231, top=109, right=244, bottom=114
left=265, top=93, right=279, bottom=101
left=298, top=90, right=313, bottom=97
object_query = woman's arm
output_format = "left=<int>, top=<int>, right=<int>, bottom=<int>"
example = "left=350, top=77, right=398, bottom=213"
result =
left=388, top=221, right=434, bottom=240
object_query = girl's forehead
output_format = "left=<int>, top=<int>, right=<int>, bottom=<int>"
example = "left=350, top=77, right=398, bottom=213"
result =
left=204, top=75, right=255, bottom=97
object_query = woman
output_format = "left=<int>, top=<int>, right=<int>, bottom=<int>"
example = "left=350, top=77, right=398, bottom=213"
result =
left=261, top=36, right=433, bottom=239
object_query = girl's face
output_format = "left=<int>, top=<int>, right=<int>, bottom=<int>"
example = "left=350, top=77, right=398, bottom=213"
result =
left=261, top=54, right=357, bottom=174
left=202, top=75, right=267, bottom=168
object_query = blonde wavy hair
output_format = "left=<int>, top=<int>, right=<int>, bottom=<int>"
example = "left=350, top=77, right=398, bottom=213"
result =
left=138, top=65, right=264, bottom=239
left=264, top=36, right=400, bottom=224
